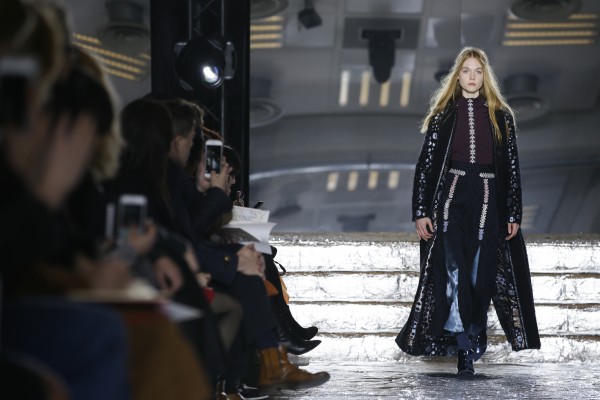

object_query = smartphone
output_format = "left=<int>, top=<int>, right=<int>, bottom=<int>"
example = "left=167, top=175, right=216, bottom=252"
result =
left=253, top=201, right=264, bottom=209
left=0, top=57, right=39, bottom=129
left=116, top=194, right=147, bottom=244
left=205, top=139, right=223, bottom=178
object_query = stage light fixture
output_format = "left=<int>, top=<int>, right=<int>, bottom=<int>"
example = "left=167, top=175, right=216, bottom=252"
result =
left=298, top=0, right=322, bottom=29
left=175, top=35, right=235, bottom=91
left=363, top=30, right=401, bottom=84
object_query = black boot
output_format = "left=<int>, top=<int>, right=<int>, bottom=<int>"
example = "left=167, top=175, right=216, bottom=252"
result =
left=457, top=350, right=474, bottom=376
left=279, top=309, right=318, bottom=341
left=276, top=325, right=321, bottom=356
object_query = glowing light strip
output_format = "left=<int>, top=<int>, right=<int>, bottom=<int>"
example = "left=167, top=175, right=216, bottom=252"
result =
left=506, top=22, right=597, bottom=29
left=347, top=171, right=359, bottom=191
left=359, top=70, right=370, bottom=106
left=327, top=172, right=339, bottom=192
left=255, top=16, right=283, bottom=23
left=139, top=53, right=151, bottom=60
left=379, top=80, right=390, bottom=107
left=73, top=42, right=147, bottom=66
left=250, top=33, right=283, bottom=40
left=569, top=14, right=599, bottom=20
left=250, top=25, right=284, bottom=32
left=508, top=13, right=599, bottom=20
left=503, top=38, right=596, bottom=46
left=250, top=42, right=283, bottom=49
left=368, top=171, right=379, bottom=190
left=505, top=30, right=598, bottom=37
left=388, top=171, right=400, bottom=189
left=97, top=57, right=145, bottom=74
left=103, top=67, right=139, bottom=81
left=400, top=71, right=412, bottom=107
left=72, top=33, right=101, bottom=44
left=339, top=70, right=350, bottom=107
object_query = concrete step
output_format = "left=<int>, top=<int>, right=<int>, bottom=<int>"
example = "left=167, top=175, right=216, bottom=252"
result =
left=282, top=272, right=600, bottom=303
left=271, top=233, right=600, bottom=274
left=268, top=233, right=600, bottom=363
left=288, top=303, right=600, bottom=336
left=296, top=333, right=600, bottom=363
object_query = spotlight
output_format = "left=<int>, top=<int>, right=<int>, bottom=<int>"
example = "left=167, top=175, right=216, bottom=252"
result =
left=298, top=0, right=322, bottom=29
left=175, top=35, right=235, bottom=91
left=362, top=30, right=401, bottom=84
left=505, top=74, right=550, bottom=121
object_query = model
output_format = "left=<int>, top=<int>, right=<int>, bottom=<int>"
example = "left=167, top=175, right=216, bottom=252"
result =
left=396, top=47, right=540, bottom=375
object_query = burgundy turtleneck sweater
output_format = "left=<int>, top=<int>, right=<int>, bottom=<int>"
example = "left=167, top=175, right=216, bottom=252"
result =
left=451, top=95, right=494, bottom=166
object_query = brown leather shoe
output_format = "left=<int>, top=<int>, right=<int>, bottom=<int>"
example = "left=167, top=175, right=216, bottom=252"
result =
left=258, top=345, right=330, bottom=392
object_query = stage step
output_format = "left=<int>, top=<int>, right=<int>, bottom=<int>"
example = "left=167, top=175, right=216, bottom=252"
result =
left=271, top=233, right=600, bottom=363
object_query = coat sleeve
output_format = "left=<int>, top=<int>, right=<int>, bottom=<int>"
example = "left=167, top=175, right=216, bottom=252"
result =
left=412, top=113, right=442, bottom=221
left=504, top=113, right=523, bottom=224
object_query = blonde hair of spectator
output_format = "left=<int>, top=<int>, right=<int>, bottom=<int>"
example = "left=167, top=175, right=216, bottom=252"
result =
left=75, top=47, right=123, bottom=182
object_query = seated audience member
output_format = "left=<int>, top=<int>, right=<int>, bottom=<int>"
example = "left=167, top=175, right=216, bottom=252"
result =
left=107, top=97, right=226, bottom=390
left=164, top=98, right=330, bottom=395
left=1, top=3, right=211, bottom=399
left=0, top=2, right=130, bottom=399
left=187, top=129, right=321, bottom=349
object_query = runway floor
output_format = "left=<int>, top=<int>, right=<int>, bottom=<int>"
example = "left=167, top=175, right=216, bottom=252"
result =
left=271, top=360, right=600, bottom=399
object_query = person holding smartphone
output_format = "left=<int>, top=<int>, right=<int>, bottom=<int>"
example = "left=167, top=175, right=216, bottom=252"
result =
left=396, top=47, right=540, bottom=376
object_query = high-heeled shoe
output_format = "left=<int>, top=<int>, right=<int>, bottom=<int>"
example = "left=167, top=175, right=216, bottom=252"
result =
left=456, top=349, right=474, bottom=376
left=276, top=325, right=321, bottom=355
left=279, top=309, right=318, bottom=341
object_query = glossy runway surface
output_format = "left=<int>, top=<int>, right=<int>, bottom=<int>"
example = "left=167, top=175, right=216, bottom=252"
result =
left=272, top=361, right=600, bottom=399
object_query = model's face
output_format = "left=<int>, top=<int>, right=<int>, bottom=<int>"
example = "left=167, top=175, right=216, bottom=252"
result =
left=458, top=57, right=483, bottom=97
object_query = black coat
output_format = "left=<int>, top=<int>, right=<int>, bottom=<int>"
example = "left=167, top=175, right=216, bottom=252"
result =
left=396, top=101, right=541, bottom=356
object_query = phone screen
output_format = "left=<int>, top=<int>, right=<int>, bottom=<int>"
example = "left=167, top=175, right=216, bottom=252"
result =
left=0, top=57, right=39, bottom=129
left=117, top=196, right=147, bottom=243
left=205, top=144, right=222, bottom=175
left=0, top=75, right=28, bottom=128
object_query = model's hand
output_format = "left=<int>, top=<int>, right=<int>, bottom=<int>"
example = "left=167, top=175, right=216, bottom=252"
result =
left=506, top=223, right=520, bottom=241
left=415, top=217, right=434, bottom=241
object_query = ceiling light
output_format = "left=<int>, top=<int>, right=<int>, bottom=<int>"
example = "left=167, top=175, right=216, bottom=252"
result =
left=298, top=0, right=322, bottom=29
left=510, top=0, right=582, bottom=21
left=175, top=36, right=235, bottom=90
left=359, top=70, right=370, bottom=106
left=363, top=30, right=400, bottom=84
left=347, top=171, right=359, bottom=191
left=338, top=70, right=351, bottom=106
left=400, top=71, right=412, bottom=107
left=96, top=0, right=150, bottom=54
left=505, top=74, right=550, bottom=121
left=388, top=171, right=400, bottom=189
left=251, top=0, right=289, bottom=19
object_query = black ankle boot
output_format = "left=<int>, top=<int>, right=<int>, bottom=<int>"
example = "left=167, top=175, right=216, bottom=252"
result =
left=457, top=350, right=474, bottom=376
left=276, top=324, right=321, bottom=355
left=279, top=309, right=318, bottom=341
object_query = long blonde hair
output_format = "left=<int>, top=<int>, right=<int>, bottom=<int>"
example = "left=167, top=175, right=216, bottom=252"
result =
left=420, top=47, right=515, bottom=143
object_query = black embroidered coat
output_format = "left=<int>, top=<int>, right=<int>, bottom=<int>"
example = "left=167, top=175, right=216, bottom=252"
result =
left=396, top=101, right=541, bottom=356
